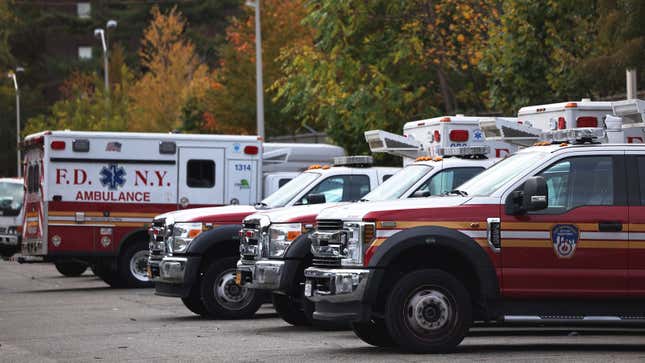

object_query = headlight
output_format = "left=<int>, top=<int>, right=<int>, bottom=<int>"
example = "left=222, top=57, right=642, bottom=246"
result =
left=169, top=222, right=204, bottom=253
left=7, top=226, right=17, bottom=235
left=341, top=222, right=375, bottom=267
left=268, top=223, right=302, bottom=258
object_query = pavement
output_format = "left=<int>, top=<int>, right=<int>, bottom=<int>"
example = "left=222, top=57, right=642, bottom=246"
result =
left=1, top=260, right=645, bottom=362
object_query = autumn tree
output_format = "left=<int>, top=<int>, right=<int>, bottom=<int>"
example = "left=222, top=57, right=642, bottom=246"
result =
left=128, top=6, right=209, bottom=132
left=274, top=0, right=499, bottom=155
left=199, top=0, right=314, bottom=136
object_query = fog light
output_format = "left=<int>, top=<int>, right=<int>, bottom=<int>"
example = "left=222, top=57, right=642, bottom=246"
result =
left=51, top=235, right=62, bottom=247
left=335, top=275, right=354, bottom=294
left=100, top=236, right=111, bottom=247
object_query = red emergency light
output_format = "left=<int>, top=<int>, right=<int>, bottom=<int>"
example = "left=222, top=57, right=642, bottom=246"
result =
left=449, top=130, right=469, bottom=142
left=576, top=116, right=598, bottom=128
left=558, top=117, right=566, bottom=130
left=433, top=130, right=441, bottom=142
left=50, top=141, right=66, bottom=150
left=244, top=145, right=259, bottom=155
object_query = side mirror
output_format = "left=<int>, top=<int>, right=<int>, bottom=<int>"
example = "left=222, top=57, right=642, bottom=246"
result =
left=305, top=193, right=326, bottom=205
left=505, top=176, right=548, bottom=215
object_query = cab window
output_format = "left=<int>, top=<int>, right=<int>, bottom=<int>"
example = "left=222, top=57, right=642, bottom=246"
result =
left=536, top=156, right=614, bottom=213
left=412, top=167, right=484, bottom=197
left=278, top=178, right=291, bottom=188
left=299, top=175, right=371, bottom=204
left=187, top=160, right=215, bottom=188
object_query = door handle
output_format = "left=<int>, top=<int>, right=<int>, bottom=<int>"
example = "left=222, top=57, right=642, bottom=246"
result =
left=598, top=221, right=622, bottom=232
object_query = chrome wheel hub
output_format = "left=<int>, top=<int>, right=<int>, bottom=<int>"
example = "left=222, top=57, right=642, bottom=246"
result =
left=130, top=250, right=150, bottom=282
left=406, top=289, right=451, bottom=334
left=214, top=269, right=254, bottom=310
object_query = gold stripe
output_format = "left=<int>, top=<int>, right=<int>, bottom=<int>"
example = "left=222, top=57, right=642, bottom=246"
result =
left=47, top=221, right=148, bottom=227
left=503, top=239, right=630, bottom=249
left=628, top=224, right=645, bottom=232
left=503, top=239, right=552, bottom=248
left=629, top=241, right=645, bottom=249
left=49, top=211, right=158, bottom=218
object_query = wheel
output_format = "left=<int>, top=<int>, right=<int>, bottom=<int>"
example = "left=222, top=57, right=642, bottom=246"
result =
left=118, top=241, right=153, bottom=288
left=352, top=319, right=395, bottom=348
left=272, top=293, right=310, bottom=326
left=385, top=269, right=472, bottom=353
left=200, top=257, right=263, bottom=319
left=182, top=286, right=207, bottom=316
left=54, top=261, right=88, bottom=277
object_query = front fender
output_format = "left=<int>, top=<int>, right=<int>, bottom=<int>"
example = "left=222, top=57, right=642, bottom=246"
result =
left=277, top=232, right=313, bottom=294
left=283, top=232, right=313, bottom=260
left=364, top=226, right=499, bottom=306
left=186, top=224, right=241, bottom=256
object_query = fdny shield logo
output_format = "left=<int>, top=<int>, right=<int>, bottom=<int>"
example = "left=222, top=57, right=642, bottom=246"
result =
left=551, top=224, right=579, bottom=258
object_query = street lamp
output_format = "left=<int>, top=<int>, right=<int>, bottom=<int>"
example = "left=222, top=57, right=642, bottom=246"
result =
left=94, top=19, right=118, bottom=93
left=7, top=67, right=24, bottom=178
left=245, top=0, right=265, bottom=139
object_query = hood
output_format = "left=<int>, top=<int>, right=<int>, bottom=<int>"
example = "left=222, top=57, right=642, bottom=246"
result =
left=247, top=202, right=350, bottom=224
left=157, top=205, right=259, bottom=224
left=316, top=196, right=470, bottom=221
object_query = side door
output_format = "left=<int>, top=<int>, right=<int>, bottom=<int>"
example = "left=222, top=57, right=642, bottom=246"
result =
left=628, top=154, right=645, bottom=296
left=296, top=174, right=372, bottom=205
left=500, top=153, right=629, bottom=298
left=178, top=147, right=225, bottom=208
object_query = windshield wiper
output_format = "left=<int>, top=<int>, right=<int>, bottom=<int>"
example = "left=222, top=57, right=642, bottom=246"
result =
left=446, top=189, right=468, bottom=197
left=255, top=202, right=269, bottom=208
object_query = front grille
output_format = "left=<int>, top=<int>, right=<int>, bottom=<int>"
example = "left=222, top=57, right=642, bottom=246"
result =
left=317, top=219, right=343, bottom=231
left=312, top=256, right=342, bottom=267
left=243, top=221, right=260, bottom=229
left=0, top=227, right=6, bottom=234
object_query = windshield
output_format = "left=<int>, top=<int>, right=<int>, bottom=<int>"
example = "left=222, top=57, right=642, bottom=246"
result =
left=458, top=151, right=551, bottom=196
left=260, top=172, right=320, bottom=208
left=0, top=182, right=24, bottom=212
left=362, top=165, right=432, bottom=201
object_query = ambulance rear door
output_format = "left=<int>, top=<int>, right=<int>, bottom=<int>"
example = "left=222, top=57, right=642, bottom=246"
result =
left=178, top=147, right=225, bottom=208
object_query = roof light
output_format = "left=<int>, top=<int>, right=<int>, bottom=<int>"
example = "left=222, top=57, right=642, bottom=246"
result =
left=415, top=156, right=433, bottom=162
left=50, top=141, right=66, bottom=150
left=576, top=116, right=598, bottom=128
left=433, top=130, right=441, bottom=142
left=433, top=156, right=443, bottom=161
left=244, top=145, right=259, bottom=155
left=437, top=145, right=490, bottom=156
left=417, top=122, right=425, bottom=126
left=159, top=141, right=176, bottom=154
left=449, top=130, right=469, bottom=142
left=557, top=117, right=566, bottom=129
left=321, top=165, right=331, bottom=170
left=308, top=164, right=322, bottom=170
left=564, top=102, right=578, bottom=108
left=333, top=155, right=373, bottom=167
left=540, top=128, right=606, bottom=144
left=72, top=139, right=90, bottom=152
left=440, top=117, right=451, bottom=122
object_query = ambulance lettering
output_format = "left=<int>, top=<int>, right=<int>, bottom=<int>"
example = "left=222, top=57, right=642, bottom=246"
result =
left=551, top=224, right=578, bottom=258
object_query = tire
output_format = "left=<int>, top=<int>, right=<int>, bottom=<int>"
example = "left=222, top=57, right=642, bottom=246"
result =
left=352, top=319, right=395, bottom=348
left=385, top=269, right=472, bottom=353
left=54, top=261, right=88, bottom=277
left=200, top=257, right=263, bottom=319
left=182, top=286, right=207, bottom=316
left=272, top=293, right=310, bottom=326
left=118, top=241, right=153, bottom=288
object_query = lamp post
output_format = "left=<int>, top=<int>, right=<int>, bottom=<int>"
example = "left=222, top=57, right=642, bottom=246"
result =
left=245, top=0, right=265, bottom=139
left=7, top=67, right=24, bottom=178
left=94, top=19, right=118, bottom=93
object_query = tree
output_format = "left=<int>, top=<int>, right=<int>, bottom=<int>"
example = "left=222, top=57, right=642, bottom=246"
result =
left=128, top=6, right=210, bottom=132
left=200, top=0, right=315, bottom=137
left=273, top=0, right=498, bottom=155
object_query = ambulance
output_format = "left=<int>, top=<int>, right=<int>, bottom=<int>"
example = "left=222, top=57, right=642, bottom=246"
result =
left=303, top=99, right=645, bottom=353
left=0, top=178, right=24, bottom=259
left=236, top=115, right=536, bottom=325
left=19, top=130, right=343, bottom=285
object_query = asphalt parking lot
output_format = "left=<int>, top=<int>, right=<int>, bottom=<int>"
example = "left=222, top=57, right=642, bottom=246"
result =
left=2, top=260, right=645, bottom=362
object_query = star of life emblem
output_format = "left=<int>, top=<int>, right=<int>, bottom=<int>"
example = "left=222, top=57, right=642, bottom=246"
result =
left=472, top=129, right=484, bottom=142
left=99, top=164, right=127, bottom=190
left=551, top=224, right=578, bottom=258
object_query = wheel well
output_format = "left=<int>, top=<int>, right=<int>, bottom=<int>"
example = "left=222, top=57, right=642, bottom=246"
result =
left=199, top=239, right=240, bottom=273
left=118, top=229, right=149, bottom=256
left=373, top=245, right=486, bottom=319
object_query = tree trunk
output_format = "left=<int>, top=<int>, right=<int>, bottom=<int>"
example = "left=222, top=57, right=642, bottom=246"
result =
left=437, top=68, right=454, bottom=114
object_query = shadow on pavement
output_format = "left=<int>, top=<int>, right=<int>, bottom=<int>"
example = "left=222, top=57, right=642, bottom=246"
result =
left=23, top=286, right=116, bottom=293
left=150, top=311, right=279, bottom=323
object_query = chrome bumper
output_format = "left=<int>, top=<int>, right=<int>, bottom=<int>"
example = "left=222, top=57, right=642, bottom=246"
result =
left=304, top=267, right=370, bottom=303
left=236, top=259, right=285, bottom=290
left=157, top=257, right=188, bottom=284
left=0, top=234, right=19, bottom=246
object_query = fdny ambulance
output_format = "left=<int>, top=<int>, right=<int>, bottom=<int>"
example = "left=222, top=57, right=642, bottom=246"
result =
left=150, top=156, right=399, bottom=318
left=0, top=178, right=24, bottom=259
left=236, top=115, right=537, bottom=325
left=303, top=99, right=645, bottom=353
left=20, top=130, right=343, bottom=286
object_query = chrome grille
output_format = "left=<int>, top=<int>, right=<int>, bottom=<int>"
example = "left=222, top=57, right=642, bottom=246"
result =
left=312, top=256, right=342, bottom=268
left=316, top=219, right=343, bottom=231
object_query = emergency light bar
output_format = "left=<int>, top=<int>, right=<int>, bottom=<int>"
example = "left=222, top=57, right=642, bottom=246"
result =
left=540, top=128, right=606, bottom=144
left=437, top=146, right=490, bottom=157
left=333, top=155, right=373, bottom=167
left=612, top=99, right=645, bottom=123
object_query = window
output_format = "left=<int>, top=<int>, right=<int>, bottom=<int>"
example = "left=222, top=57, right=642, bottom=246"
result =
left=78, top=46, right=92, bottom=60
left=278, top=178, right=291, bottom=188
left=637, top=157, right=645, bottom=205
left=77, top=2, right=91, bottom=19
left=299, top=175, right=371, bottom=204
left=536, top=156, right=615, bottom=213
left=187, top=160, right=215, bottom=188
left=413, top=167, right=484, bottom=197
left=382, top=174, right=393, bottom=182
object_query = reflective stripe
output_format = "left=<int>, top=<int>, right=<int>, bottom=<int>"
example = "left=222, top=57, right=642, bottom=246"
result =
left=580, top=231, right=628, bottom=240
left=501, top=231, right=550, bottom=239
left=375, top=229, right=401, bottom=238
